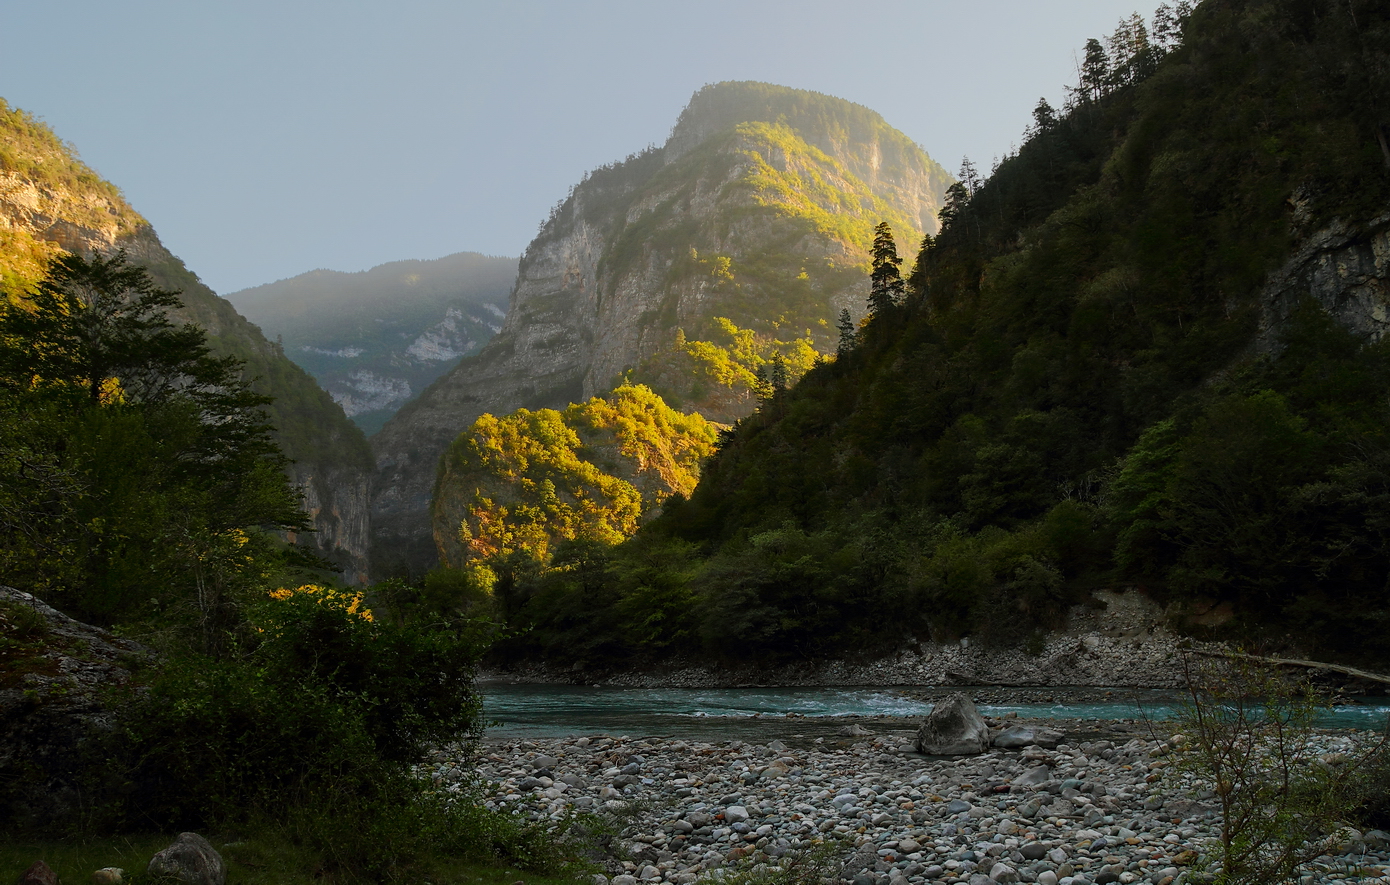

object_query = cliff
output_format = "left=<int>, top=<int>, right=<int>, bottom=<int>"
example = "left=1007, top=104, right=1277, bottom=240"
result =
left=371, top=82, right=952, bottom=574
left=0, top=99, right=374, bottom=582
left=1255, top=211, right=1390, bottom=352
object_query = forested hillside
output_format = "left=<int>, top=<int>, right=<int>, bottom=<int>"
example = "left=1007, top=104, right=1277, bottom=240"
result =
left=485, top=0, right=1390, bottom=668
left=0, top=99, right=374, bottom=579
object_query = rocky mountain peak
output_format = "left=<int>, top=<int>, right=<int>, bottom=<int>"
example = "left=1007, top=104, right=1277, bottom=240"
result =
left=371, top=83, right=952, bottom=576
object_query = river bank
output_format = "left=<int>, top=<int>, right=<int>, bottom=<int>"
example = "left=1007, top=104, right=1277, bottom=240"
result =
left=485, top=591, right=1390, bottom=696
left=484, top=592, right=1226, bottom=690
left=422, top=713, right=1390, bottom=885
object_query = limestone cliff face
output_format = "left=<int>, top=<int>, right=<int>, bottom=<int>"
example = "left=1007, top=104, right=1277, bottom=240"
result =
left=1255, top=212, right=1390, bottom=351
left=371, top=82, right=953, bottom=574
left=0, top=103, right=374, bottom=582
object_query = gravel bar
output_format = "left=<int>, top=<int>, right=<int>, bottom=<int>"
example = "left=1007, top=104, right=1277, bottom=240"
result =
left=419, top=717, right=1390, bottom=885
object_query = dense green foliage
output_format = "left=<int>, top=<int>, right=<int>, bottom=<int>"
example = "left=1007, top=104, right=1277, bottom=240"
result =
left=228, top=253, right=515, bottom=435
left=497, top=0, right=1390, bottom=668
left=22, top=583, right=569, bottom=881
left=0, top=256, right=576, bottom=881
left=432, top=384, right=717, bottom=569
left=0, top=97, right=373, bottom=575
left=0, top=253, right=306, bottom=643
left=639, top=316, right=821, bottom=418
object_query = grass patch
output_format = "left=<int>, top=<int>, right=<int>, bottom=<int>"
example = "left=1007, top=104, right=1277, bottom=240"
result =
left=2, top=835, right=176, bottom=885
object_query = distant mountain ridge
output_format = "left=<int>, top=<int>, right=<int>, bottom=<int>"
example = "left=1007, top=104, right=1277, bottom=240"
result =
left=227, top=252, right=515, bottom=435
left=371, top=81, right=953, bottom=575
left=0, top=98, right=374, bottom=582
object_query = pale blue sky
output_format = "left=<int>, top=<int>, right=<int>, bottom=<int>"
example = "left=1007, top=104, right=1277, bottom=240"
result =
left=3, top=1, right=1152, bottom=294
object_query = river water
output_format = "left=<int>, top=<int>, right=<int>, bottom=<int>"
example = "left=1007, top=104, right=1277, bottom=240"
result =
left=477, top=682, right=1390, bottom=740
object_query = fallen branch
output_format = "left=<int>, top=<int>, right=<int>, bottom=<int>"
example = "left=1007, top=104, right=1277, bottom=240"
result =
left=1189, top=649, right=1390, bottom=687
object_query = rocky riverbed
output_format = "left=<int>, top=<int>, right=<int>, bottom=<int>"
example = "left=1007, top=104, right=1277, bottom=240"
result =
left=420, top=717, right=1390, bottom=885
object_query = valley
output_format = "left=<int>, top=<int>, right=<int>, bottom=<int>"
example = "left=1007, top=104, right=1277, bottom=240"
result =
left=4, top=1, right=1390, bottom=879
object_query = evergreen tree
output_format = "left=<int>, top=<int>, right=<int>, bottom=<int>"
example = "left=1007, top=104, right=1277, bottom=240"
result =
left=868, top=222, right=906, bottom=316
left=937, top=182, right=971, bottom=233
left=1079, top=38, right=1110, bottom=101
left=769, top=352, right=788, bottom=393
left=1032, top=97, right=1059, bottom=133
left=1107, top=13, right=1154, bottom=87
left=752, top=363, right=773, bottom=402
left=957, top=157, right=982, bottom=196
left=1152, top=2, right=1193, bottom=53
left=835, top=308, right=857, bottom=357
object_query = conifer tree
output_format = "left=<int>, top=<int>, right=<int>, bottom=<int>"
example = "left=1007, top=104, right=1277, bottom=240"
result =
left=957, top=158, right=982, bottom=196
left=1080, top=38, right=1110, bottom=101
left=835, top=308, right=857, bottom=357
left=752, top=364, right=773, bottom=402
left=769, top=352, right=788, bottom=393
left=868, top=222, right=905, bottom=316
left=1032, top=98, right=1059, bottom=133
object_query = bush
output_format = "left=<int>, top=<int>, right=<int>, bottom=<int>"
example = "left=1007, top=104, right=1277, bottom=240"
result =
left=1168, top=652, right=1390, bottom=884
left=109, top=586, right=487, bottom=830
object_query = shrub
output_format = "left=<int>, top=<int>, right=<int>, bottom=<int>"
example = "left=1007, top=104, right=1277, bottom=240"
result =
left=112, top=585, right=487, bottom=829
left=1168, top=653, right=1389, bottom=884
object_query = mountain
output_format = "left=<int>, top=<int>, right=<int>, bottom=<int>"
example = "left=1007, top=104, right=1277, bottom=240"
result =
left=0, top=99, right=375, bottom=582
left=371, top=81, right=953, bottom=575
left=474, top=0, right=1390, bottom=670
left=226, top=253, right=515, bottom=436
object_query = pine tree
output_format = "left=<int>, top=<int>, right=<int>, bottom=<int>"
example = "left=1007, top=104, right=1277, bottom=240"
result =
left=1080, top=38, right=1110, bottom=101
left=1032, top=97, right=1059, bottom=133
left=957, top=158, right=982, bottom=196
left=836, top=308, right=857, bottom=357
left=868, top=222, right=905, bottom=316
left=769, top=352, right=788, bottom=393
left=937, top=182, right=971, bottom=233
left=1107, top=13, right=1154, bottom=87
left=752, top=364, right=773, bottom=402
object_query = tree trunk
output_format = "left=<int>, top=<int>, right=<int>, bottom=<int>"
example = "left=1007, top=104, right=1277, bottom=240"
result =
left=1190, top=648, right=1390, bottom=687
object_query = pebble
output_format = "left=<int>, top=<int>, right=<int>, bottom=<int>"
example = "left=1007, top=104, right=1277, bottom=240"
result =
left=418, top=724, right=1390, bottom=885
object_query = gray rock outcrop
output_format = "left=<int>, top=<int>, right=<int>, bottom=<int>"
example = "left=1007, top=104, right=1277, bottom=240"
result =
left=0, top=586, right=151, bottom=828
left=1256, top=212, right=1390, bottom=351
left=147, top=832, right=225, bottom=885
left=913, top=692, right=990, bottom=755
